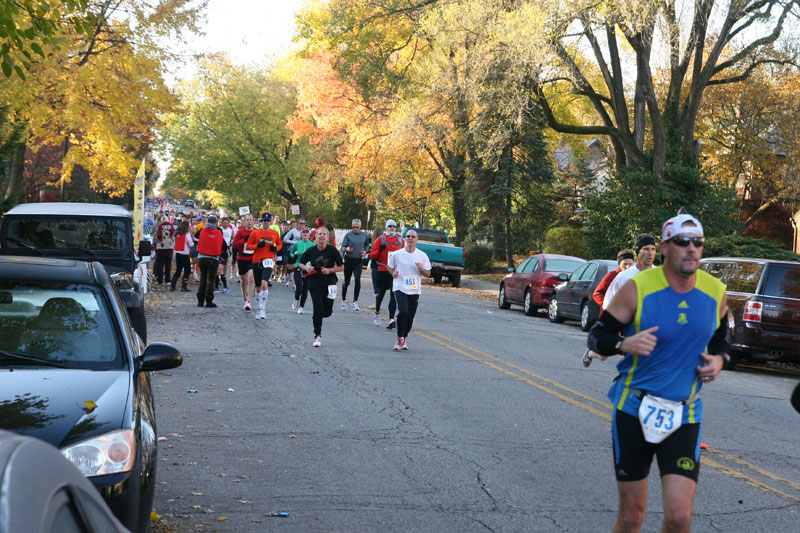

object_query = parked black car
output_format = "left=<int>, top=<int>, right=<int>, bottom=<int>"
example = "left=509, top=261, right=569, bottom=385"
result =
left=699, top=257, right=800, bottom=368
left=548, top=259, right=618, bottom=331
left=0, top=202, right=148, bottom=342
left=0, top=256, right=181, bottom=532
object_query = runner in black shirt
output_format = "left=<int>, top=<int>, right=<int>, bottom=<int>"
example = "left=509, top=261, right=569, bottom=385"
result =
left=298, top=227, right=344, bottom=347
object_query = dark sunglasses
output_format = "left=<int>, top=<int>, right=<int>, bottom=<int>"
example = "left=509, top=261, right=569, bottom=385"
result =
left=352, top=226, right=360, bottom=229
left=669, top=235, right=705, bottom=247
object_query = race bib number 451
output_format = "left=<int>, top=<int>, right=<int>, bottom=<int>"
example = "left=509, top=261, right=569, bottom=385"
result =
left=403, top=275, right=420, bottom=291
left=638, top=394, right=683, bottom=444
left=261, top=258, right=274, bottom=269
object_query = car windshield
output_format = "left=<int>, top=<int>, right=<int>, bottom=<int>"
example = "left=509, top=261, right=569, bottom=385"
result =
left=544, top=259, right=584, bottom=273
left=5, top=217, right=130, bottom=251
left=413, top=230, right=448, bottom=243
left=0, top=281, right=123, bottom=369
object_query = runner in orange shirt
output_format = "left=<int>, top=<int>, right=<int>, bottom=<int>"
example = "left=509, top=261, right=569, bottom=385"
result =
left=246, top=213, right=282, bottom=319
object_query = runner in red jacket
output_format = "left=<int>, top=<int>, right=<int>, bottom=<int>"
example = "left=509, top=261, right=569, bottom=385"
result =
left=369, top=219, right=404, bottom=329
left=232, top=213, right=256, bottom=311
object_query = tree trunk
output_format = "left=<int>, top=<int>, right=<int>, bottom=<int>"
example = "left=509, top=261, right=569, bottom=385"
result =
left=451, top=173, right=468, bottom=247
left=4, top=143, right=26, bottom=202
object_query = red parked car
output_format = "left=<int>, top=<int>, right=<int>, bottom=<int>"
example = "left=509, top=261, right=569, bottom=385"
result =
left=498, top=254, right=586, bottom=316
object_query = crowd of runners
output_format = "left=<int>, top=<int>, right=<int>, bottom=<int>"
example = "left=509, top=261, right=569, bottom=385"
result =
left=147, top=208, right=431, bottom=350
left=148, top=204, right=784, bottom=532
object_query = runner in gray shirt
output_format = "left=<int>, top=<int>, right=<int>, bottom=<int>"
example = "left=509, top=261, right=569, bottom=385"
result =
left=340, top=218, right=369, bottom=311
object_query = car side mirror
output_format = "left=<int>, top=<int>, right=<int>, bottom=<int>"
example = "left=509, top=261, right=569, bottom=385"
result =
left=138, top=239, right=152, bottom=257
left=507, top=267, right=515, bottom=273
left=120, top=290, right=142, bottom=309
left=558, top=273, right=569, bottom=281
left=139, top=342, right=182, bottom=372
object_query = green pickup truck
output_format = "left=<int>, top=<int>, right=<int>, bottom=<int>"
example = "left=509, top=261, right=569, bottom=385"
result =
left=401, top=228, right=465, bottom=287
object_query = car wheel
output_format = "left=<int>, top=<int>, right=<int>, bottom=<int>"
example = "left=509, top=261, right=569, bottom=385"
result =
left=432, top=271, right=443, bottom=284
left=498, top=284, right=511, bottom=309
left=524, top=290, right=536, bottom=316
left=548, top=297, right=565, bottom=323
left=129, top=304, right=147, bottom=343
left=449, top=272, right=461, bottom=287
left=580, top=301, right=593, bottom=331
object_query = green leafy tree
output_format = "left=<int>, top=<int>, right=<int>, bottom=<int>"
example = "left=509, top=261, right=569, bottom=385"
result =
left=160, top=58, right=325, bottom=216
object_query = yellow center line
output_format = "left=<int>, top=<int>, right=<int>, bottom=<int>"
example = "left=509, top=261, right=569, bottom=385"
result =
left=413, top=326, right=800, bottom=502
left=419, top=327, right=609, bottom=409
left=415, top=331, right=611, bottom=420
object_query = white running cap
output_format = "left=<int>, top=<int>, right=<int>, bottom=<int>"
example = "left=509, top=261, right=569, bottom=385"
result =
left=385, top=219, right=398, bottom=228
left=662, top=214, right=703, bottom=241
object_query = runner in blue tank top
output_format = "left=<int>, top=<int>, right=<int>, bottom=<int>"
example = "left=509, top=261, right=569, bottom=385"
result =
left=587, top=212, right=729, bottom=533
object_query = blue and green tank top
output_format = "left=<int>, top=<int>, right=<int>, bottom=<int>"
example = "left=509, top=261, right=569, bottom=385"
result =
left=607, top=266, right=725, bottom=424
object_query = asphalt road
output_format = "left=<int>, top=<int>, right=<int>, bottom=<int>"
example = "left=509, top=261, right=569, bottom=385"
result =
left=147, top=274, right=800, bottom=532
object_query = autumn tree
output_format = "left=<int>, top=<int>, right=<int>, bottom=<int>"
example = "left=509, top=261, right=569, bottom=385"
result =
left=0, top=0, right=204, bottom=203
left=0, top=0, right=97, bottom=79
left=698, top=66, right=800, bottom=230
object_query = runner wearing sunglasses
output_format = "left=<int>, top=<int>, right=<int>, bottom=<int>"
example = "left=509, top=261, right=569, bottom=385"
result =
left=587, top=213, right=727, bottom=532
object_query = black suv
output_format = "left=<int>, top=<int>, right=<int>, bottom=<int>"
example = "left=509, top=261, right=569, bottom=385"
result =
left=699, top=257, right=800, bottom=367
left=0, top=203, right=148, bottom=341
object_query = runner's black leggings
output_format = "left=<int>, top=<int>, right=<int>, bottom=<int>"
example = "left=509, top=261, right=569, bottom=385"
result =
left=375, top=271, right=396, bottom=318
left=309, top=282, right=334, bottom=336
left=394, top=291, right=420, bottom=338
left=294, top=269, right=309, bottom=307
left=342, top=258, right=363, bottom=301
left=174, top=253, right=191, bottom=280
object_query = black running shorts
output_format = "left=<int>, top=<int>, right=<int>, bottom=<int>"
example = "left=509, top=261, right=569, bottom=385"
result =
left=612, top=409, right=700, bottom=482
left=237, top=259, right=252, bottom=276
left=253, top=263, right=273, bottom=286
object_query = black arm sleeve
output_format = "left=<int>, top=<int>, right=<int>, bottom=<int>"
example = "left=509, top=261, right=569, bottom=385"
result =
left=707, top=317, right=730, bottom=355
left=587, top=310, right=627, bottom=356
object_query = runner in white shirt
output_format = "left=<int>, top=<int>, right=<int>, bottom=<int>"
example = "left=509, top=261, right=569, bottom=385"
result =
left=386, top=229, right=431, bottom=351
left=602, top=233, right=658, bottom=310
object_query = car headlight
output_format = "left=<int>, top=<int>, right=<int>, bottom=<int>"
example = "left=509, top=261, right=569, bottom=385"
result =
left=110, top=272, right=133, bottom=290
left=61, top=429, right=136, bottom=476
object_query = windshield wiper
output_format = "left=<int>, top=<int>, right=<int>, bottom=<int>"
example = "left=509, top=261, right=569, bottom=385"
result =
left=5, top=237, right=42, bottom=255
left=0, top=350, right=69, bottom=369
left=60, top=241, right=97, bottom=257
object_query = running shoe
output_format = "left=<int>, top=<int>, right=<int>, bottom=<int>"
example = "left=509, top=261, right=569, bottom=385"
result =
left=297, top=307, right=304, bottom=315
left=582, top=349, right=592, bottom=368
left=352, top=301, right=360, bottom=312
left=373, top=314, right=381, bottom=326
left=244, top=301, right=251, bottom=311
left=386, top=318, right=396, bottom=330
left=291, top=301, right=299, bottom=310
left=222, top=288, right=229, bottom=294
left=268, top=281, right=272, bottom=287
left=312, top=336, right=322, bottom=348
left=285, top=278, right=291, bottom=287
left=194, top=272, right=200, bottom=281
left=341, top=301, right=347, bottom=311
left=393, top=339, right=402, bottom=351
left=401, top=337, right=408, bottom=350
left=214, top=288, right=220, bottom=293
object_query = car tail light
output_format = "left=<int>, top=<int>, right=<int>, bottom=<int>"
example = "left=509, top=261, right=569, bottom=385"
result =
left=543, top=275, right=559, bottom=287
left=462, top=249, right=466, bottom=262
left=743, top=301, right=762, bottom=322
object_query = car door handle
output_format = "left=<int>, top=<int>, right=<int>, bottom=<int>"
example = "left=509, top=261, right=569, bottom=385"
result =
left=435, top=248, right=442, bottom=252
